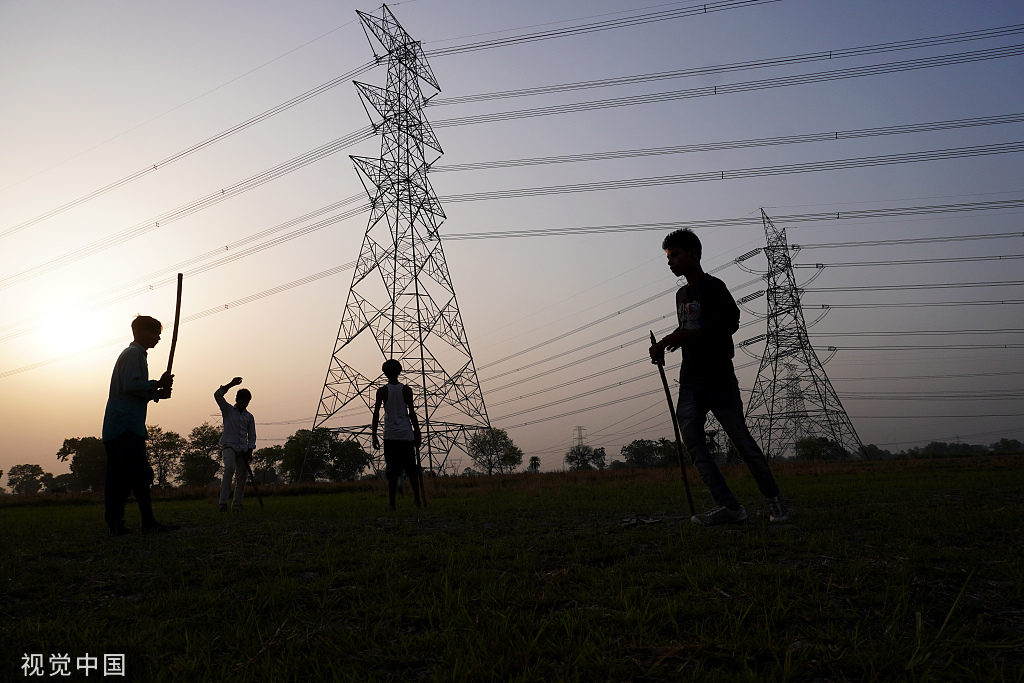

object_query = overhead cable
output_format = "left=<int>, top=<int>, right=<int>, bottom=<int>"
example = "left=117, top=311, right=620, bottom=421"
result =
left=430, top=24, right=1024, bottom=106
left=433, top=112, right=1024, bottom=172
left=431, top=44, right=1024, bottom=128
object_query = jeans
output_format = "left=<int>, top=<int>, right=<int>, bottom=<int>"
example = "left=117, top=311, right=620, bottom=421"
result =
left=676, top=375, right=780, bottom=508
left=104, top=431, right=157, bottom=531
left=219, top=447, right=248, bottom=509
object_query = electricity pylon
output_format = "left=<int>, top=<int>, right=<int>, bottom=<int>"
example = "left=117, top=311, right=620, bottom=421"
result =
left=741, top=209, right=864, bottom=459
left=309, top=5, right=490, bottom=475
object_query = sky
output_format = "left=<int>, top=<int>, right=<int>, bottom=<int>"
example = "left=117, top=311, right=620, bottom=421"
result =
left=1, top=0, right=1023, bottom=483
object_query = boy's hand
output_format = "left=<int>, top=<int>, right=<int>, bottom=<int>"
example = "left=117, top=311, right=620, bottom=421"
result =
left=158, top=387, right=172, bottom=400
left=649, top=340, right=666, bottom=365
left=156, top=371, right=174, bottom=389
left=229, top=376, right=243, bottom=386
left=371, top=434, right=380, bottom=450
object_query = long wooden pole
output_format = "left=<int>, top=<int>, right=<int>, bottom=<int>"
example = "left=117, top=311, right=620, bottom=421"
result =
left=651, top=331, right=695, bottom=516
left=165, top=273, right=183, bottom=376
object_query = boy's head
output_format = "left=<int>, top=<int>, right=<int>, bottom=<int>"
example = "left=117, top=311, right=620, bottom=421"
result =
left=131, top=315, right=163, bottom=348
left=382, top=359, right=402, bottom=381
left=661, top=229, right=701, bottom=256
left=236, top=388, right=252, bottom=409
left=662, top=229, right=703, bottom=279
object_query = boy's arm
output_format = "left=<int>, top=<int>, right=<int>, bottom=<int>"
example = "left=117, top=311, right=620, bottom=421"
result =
left=121, top=348, right=161, bottom=400
left=403, top=385, right=421, bottom=447
left=371, top=386, right=385, bottom=450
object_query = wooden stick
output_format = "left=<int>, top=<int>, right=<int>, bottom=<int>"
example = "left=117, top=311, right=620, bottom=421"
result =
left=165, top=273, right=183, bottom=376
left=651, top=331, right=696, bottom=516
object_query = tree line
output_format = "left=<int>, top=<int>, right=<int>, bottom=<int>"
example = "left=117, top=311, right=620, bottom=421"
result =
left=3, top=427, right=1021, bottom=494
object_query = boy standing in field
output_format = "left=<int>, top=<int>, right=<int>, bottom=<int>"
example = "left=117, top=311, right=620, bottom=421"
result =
left=371, top=359, right=424, bottom=510
left=649, top=229, right=789, bottom=526
left=101, top=315, right=177, bottom=535
left=215, top=377, right=256, bottom=512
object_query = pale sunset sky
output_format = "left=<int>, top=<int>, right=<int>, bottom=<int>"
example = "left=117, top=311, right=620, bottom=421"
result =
left=1, top=0, right=1022, bottom=482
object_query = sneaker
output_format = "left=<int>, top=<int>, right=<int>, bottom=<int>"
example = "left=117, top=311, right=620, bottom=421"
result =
left=767, top=495, right=790, bottom=522
left=109, top=522, right=132, bottom=536
left=691, top=505, right=747, bottom=526
left=219, top=504, right=228, bottom=513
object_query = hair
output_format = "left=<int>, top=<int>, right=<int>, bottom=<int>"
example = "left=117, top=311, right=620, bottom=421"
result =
left=236, top=388, right=252, bottom=403
left=661, top=228, right=701, bottom=256
left=131, top=315, right=162, bottom=334
left=382, top=359, right=402, bottom=378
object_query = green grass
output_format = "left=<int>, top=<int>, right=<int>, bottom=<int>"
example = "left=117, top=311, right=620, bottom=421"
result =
left=3, top=458, right=1024, bottom=681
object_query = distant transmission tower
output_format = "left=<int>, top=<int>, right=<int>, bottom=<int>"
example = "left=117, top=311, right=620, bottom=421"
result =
left=741, top=209, right=865, bottom=459
left=309, top=5, right=490, bottom=474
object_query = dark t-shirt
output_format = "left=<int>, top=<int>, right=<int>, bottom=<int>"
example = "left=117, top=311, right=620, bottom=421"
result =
left=675, top=274, right=741, bottom=382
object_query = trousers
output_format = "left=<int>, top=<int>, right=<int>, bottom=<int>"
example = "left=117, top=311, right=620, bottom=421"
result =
left=103, top=431, right=157, bottom=531
left=676, top=374, right=780, bottom=508
left=219, top=447, right=248, bottom=509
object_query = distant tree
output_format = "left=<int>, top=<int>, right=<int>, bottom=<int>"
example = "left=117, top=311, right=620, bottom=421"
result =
left=56, top=437, right=107, bottom=491
left=251, top=445, right=285, bottom=484
left=324, top=439, right=372, bottom=482
left=991, top=438, right=1024, bottom=454
left=147, top=425, right=185, bottom=487
left=607, top=459, right=628, bottom=470
left=795, top=436, right=848, bottom=461
left=280, top=429, right=370, bottom=482
left=859, top=444, right=893, bottom=460
left=526, top=456, right=541, bottom=473
left=621, top=439, right=661, bottom=468
left=178, top=423, right=222, bottom=486
left=8, top=464, right=47, bottom=495
left=565, top=444, right=607, bottom=471
left=467, top=428, right=524, bottom=475
left=43, top=473, right=85, bottom=494
left=0, top=468, right=4, bottom=493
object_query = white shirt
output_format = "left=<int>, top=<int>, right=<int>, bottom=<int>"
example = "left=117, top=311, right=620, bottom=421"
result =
left=215, top=385, right=256, bottom=450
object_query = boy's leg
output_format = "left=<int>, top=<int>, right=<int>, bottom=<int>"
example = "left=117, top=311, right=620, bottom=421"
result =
left=124, top=435, right=157, bottom=528
left=383, top=440, right=398, bottom=510
left=708, top=375, right=781, bottom=500
left=219, top=448, right=236, bottom=508
left=103, top=436, right=132, bottom=533
left=677, top=383, right=740, bottom=509
left=232, top=454, right=247, bottom=510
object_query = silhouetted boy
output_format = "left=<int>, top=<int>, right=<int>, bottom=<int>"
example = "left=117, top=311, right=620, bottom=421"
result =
left=101, top=315, right=177, bottom=535
left=649, top=229, right=789, bottom=525
left=216, top=377, right=256, bottom=512
left=371, top=359, right=424, bottom=510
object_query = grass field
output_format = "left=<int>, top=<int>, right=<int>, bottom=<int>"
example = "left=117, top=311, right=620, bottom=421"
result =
left=3, top=457, right=1023, bottom=682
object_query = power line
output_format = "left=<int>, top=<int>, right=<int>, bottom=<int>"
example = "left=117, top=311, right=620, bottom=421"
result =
left=430, top=25, right=1024, bottom=106
left=424, top=0, right=783, bottom=57
left=431, top=44, right=1024, bottom=128
left=433, top=112, right=1024, bottom=173
left=439, top=141, right=1024, bottom=204
left=446, top=198, right=1024, bottom=240
left=793, top=253, right=1024, bottom=268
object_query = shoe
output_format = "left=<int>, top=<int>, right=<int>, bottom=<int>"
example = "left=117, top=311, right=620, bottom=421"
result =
left=219, top=504, right=228, bottom=512
left=109, top=522, right=132, bottom=536
left=142, top=522, right=180, bottom=533
left=691, top=505, right=748, bottom=526
left=767, top=494, right=790, bottom=522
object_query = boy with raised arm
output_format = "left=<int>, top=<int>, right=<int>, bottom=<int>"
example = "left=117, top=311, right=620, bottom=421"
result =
left=216, top=377, right=256, bottom=512
left=371, top=359, right=424, bottom=510
left=649, top=229, right=789, bottom=526
left=101, top=315, right=176, bottom=535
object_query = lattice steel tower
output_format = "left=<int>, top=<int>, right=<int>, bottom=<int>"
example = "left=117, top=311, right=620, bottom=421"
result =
left=742, top=209, right=864, bottom=459
left=311, top=5, right=490, bottom=474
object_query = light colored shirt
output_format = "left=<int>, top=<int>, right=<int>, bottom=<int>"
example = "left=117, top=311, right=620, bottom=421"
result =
left=102, top=342, right=160, bottom=442
left=215, top=385, right=256, bottom=450
left=383, top=381, right=414, bottom=441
